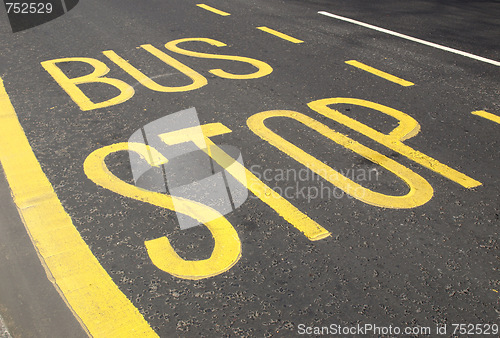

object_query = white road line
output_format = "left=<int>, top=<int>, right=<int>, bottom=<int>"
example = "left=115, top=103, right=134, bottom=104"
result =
left=318, top=11, right=500, bottom=67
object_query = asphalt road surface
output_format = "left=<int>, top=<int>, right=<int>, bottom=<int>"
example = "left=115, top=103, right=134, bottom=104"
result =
left=0, top=0, right=499, bottom=337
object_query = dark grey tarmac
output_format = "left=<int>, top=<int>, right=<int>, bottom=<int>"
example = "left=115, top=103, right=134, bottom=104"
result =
left=0, top=0, right=498, bottom=336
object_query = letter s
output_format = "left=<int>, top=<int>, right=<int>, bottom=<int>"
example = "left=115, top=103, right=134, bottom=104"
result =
left=165, top=38, right=273, bottom=80
left=83, top=142, right=241, bottom=280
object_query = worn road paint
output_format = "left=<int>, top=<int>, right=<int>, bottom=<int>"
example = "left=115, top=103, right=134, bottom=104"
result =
left=41, top=57, right=135, bottom=111
left=248, top=110, right=433, bottom=209
left=196, top=4, right=230, bottom=16
left=165, top=38, right=273, bottom=80
left=84, top=143, right=242, bottom=280
left=472, top=110, right=500, bottom=125
left=160, top=123, right=331, bottom=241
left=103, top=45, right=207, bottom=92
left=345, top=60, right=414, bottom=86
left=318, top=11, right=500, bottom=67
left=256, top=26, right=304, bottom=44
left=0, top=78, right=157, bottom=337
left=308, top=98, right=482, bottom=188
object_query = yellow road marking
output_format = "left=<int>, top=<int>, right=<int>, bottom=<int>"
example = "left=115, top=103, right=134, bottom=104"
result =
left=197, top=4, right=230, bottom=16
left=84, top=143, right=242, bottom=280
left=165, top=38, right=273, bottom=80
left=256, top=26, right=304, bottom=43
left=0, top=78, right=157, bottom=337
left=472, top=110, right=500, bottom=125
left=103, top=45, right=208, bottom=92
left=161, top=123, right=330, bottom=241
left=248, top=110, right=433, bottom=209
left=41, top=57, right=135, bottom=111
left=345, top=60, right=414, bottom=87
left=308, top=98, right=482, bottom=189
left=43, top=38, right=272, bottom=111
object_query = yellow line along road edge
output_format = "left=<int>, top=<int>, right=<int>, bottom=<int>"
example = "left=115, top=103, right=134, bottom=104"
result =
left=0, top=78, right=157, bottom=337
